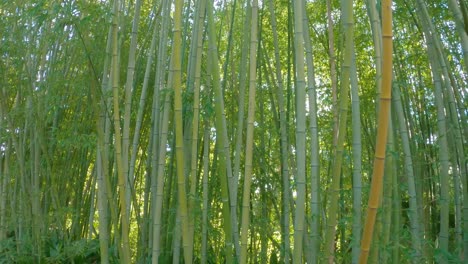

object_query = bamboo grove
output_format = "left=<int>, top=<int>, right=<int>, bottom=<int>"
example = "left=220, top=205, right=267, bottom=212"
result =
left=0, top=0, right=467, bottom=263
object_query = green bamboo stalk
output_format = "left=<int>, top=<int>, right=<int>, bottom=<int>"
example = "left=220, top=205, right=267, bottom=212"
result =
left=381, top=117, right=395, bottom=263
left=0, top=104, right=5, bottom=241
left=424, top=1, right=468, bottom=257
left=365, top=0, right=382, bottom=96
left=292, top=0, right=307, bottom=262
left=392, top=153, right=400, bottom=264
left=393, top=79, right=423, bottom=262
left=187, top=0, right=207, bottom=258
left=239, top=0, right=259, bottom=262
left=232, top=0, right=251, bottom=207
left=207, top=0, right=234, bottom=262
left=171, top=0, right=191, bottom=258
left=163, top=139, right=177, bottom=260
left=427, top=44, right=451, bottom=264
left=350, top=52, right=362, bottom=264
left=447, top=0, right=468, bottom=72
left=95, top=151, right=109, bottom=264
left=324, top=0, right=353, bottom=262
left=232, top=3, right=251, bottom=260
left=267, top=1, right=291, bottom=261
left=301, top=2, right=320, bottom=262
left=110, top=0, right=131, bottom=261
left=172, top=204, right=182, bottom=264
left=220, top=10, right=242, bottom=249
left=128, top=2, right=163, bottom=217
left=122, top=0, right=142, bottom=219
left=326, top=0, right=339, bottom=146
left=413, top=0, right=452, bottom=260
left=151, top=94, right=172, bottom=263
left=201, top=123, right=210, bottom=264
left=91, top=75, right=110, bottom=264
left=150, top=7, right=174, bottom=256
left=150, top=3, right=172, bottom=256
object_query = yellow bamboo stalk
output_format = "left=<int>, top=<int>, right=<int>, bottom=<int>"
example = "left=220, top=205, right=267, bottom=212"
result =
left=171, top=0, right=191, bottom=261
left=173, top=0, right=191, bottom=258
left=358, top=0, right=393, bottom=263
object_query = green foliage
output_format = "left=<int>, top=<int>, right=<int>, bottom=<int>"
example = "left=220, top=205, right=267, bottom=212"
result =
left=0, top=235, right=104, bottom=264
